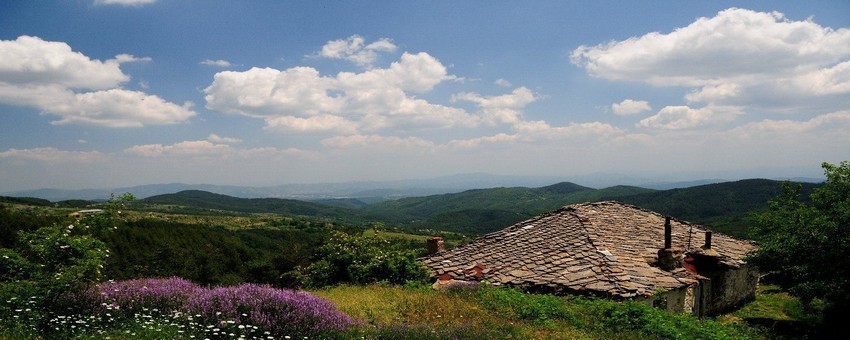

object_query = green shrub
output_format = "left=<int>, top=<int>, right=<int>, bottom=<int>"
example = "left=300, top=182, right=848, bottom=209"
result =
left=304, top=231, right=429, bottom=287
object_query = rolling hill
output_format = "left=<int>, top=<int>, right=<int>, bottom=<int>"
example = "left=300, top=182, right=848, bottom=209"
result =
left=615, top=179, right=820, bottom=237
left=362, top=182, right=655, bottom=234
left=125, top=179, right=820, bottom=239
left=139, top=190, right=371, bottom=221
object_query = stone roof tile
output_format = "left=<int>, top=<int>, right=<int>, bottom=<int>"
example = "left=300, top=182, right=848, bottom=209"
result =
left=420, top=201, right=758, bottom=298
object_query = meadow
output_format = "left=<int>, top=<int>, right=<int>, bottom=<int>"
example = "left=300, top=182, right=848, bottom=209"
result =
left=0, top=188, right=828, bottom=339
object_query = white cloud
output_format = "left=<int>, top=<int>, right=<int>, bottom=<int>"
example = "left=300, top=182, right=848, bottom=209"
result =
left=611, top=99, right=651, bottom=115
left=0, top=36, right=196, bottom=127
left=0, top=36, right=128, bottom=90
left=572, top=8, right=850, bottom=112
left=494, top=78, right=512, bottom=87
left=205, top=51, right=474, bottom=133
left=638, top=105, right=742, bottom=130
left=447, top=133, right=517, bottom=149
left=51, top=89, right=196, bottom=127
left=0, top=147, right=103, bottom=163
left=514, top=120, right=624, bottom=140
left=125, top=140, right=308, bottom=160
left=94, top=0, right=156, bottom=6
left=112, top=54, right=152, bottom=64
left=321, top=134, right=435, bottom=149
left=264, top=115, right=358, bottom=134
left=732, top=110, right=850, bottom=136
left=317, top=35, right=397, bottom=68
left=125, top=140, right=231, bottom=157
left=207, top=134, right=242, bottom=144
left=200, top=59, right=233, bottom=67
left=453, top=87, right=538, bottom=125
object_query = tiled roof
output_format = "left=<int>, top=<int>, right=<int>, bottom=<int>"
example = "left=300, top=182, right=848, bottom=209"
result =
left=420, top=201, right=757, bottom=298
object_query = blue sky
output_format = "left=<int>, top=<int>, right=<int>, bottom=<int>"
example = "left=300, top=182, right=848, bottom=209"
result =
left=1, top=0, right=849, bottom=192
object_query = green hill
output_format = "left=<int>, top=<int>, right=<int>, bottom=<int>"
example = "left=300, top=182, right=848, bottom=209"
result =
left=140, top=190, right=369, bottom=221
left=615, top=179, right=820, bottom=238
left=363, top=182, right=654, bottom=234
left=135, top=179, right=820, bottom=239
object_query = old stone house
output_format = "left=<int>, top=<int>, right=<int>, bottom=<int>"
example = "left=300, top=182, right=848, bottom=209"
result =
left=420, top=201, right=759, bottom=316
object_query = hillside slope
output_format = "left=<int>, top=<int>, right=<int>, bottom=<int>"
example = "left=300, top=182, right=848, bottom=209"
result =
left=140, top=190, right=369, bottom=221
left=363, top=182, right=654, bottom=234
left=615, top=179, right=820, bottom=237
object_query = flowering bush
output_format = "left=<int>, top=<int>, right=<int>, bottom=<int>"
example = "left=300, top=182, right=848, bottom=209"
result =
left=88, top=278, right=356, bottom=337
left=92, top=277, right=198, bottom=314
left=185, top=283, right=357, bottom=335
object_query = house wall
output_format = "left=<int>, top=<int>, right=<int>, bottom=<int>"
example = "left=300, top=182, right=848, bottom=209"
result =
left=704, top=263, right=759, bottom=315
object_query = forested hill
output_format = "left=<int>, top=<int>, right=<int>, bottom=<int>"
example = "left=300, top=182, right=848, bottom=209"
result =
left=135, top=179, right=820, bottom=238
left=360, top=182, right=654, bottom=234
left=140, top=190, right=372, bottom=221
left=615, top=179, right=820, bottom=237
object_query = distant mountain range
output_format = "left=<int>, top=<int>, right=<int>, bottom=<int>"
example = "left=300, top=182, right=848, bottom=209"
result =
left=116, top=178, right=820, bottom=239
left=1, top=173, right=824, bottom=201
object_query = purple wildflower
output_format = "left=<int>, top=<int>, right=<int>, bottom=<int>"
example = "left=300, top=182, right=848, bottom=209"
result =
left=184, top=283, right=357, bottom=335
left=87, top=277, right=357, bottom=336
left=92, top=277, right=199, bottom=313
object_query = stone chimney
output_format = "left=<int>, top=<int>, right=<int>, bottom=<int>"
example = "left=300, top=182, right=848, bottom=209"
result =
left=427, top=236, right=445, bottom=255
left=657, top=215, right=684, bottom=270
left=699, top=231, right=719, bottom=257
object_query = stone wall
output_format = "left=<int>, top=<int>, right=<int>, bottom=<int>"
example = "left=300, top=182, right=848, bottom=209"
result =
left=704, top=263, right=759, bottom=315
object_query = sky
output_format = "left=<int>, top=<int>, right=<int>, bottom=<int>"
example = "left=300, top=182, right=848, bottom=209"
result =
left=1, top=1, right=849, bottom=192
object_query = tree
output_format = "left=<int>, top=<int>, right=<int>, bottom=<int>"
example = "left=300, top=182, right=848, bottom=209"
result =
left=749, top=161, right=850, bottom=331
left=303, top=231, right=429, bottom=287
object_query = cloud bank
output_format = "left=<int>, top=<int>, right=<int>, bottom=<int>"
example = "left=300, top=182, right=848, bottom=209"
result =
left=0, top=36, right=195, bottom=127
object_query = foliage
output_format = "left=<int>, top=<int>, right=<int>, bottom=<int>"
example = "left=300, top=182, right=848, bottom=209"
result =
left=304, top=231, right=429, bottom=287
left=98, top=218, right=330, bottom=286
left=749, top=161, right=850, bottom=333
left=0, top=193, right=134, bottom=333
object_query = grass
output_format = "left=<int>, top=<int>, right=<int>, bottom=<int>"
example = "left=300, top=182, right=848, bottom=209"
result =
left=314, top=283, right=761, bottom=339
left=1, top=280, right=779, bottom=339
left=717, top=284, right=824, bottom=337
left=314, top=284, right=593, bottom=339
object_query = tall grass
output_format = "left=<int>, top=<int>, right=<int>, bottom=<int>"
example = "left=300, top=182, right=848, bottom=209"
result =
left=315, top=283, right=763, bottom=339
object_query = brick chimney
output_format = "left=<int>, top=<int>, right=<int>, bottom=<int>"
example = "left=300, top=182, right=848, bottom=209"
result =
left=657, top=215, right=684, bottom=270
left=426, top=236, right=445, bottom=255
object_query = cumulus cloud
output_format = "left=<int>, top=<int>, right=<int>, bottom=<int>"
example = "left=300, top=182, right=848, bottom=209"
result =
left=94, top=0, right=156, bottom=6
left=638, top=105, right=742, bottom=130
left=572, top=8, right=850, bottom=112
left=317, top=35, right=397, bottom=68
left=200, top=59, right=233, bottom=67
left=0, top=36, right=196, bottom=127
left=205, top=51, right=475, bottom=133
left=611, top=99, right=651, bottom=115
left=453, top=87, right=538, bottom=125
